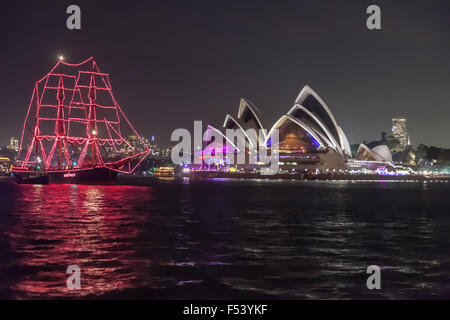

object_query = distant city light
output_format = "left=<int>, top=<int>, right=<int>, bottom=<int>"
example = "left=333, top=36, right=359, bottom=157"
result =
left=182, top=168, right=190, bottom=174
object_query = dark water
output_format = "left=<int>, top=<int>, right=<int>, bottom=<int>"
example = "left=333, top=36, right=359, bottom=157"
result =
left=0, top=177, right=449, bottom=299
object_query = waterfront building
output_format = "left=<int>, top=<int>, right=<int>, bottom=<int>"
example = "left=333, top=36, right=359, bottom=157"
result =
left=9, top=137, right=19, bottom=152
left=201, top=85, right=351, bottom=174
left=392, top=117, right=408, bottom=151
left=355, top=144, right=392, bottom=162
left=346, top=143, right=396, bottom=172
left=266, top=86, right=351, bottom=173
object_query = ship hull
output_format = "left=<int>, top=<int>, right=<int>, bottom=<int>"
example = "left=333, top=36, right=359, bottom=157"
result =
left=16, top=174, right=50, bottom=185
left=14, top=167, right=118, bottom=185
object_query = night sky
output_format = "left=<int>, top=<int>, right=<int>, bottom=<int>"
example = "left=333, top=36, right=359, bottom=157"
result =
left=1, top=0, right=449, bottom=148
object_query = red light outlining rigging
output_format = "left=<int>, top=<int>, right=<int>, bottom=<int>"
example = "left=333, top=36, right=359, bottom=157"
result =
left=14, top=57, right=150, bottom=175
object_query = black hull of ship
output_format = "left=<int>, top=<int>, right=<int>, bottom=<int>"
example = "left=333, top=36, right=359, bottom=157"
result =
left=14, top=167, right=118, bottom=185
left=16, top=174, right=49, bottom=185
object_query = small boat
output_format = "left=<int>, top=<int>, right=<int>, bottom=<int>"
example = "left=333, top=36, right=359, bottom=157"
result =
left=154, top=167, right=175, bottom=178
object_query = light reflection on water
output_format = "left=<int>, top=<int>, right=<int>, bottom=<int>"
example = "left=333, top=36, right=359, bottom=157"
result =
left=2, top=184, right=152, bottom=298
left=0, top=179, right=449, bottom=299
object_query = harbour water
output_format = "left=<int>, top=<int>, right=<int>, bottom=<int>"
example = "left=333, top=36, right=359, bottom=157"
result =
left=0, top=177, right=449, bottom=299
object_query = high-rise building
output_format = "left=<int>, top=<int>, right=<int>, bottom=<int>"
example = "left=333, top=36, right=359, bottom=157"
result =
left=147, top=136, right=161, bottom=157
left=9, top=137, right=19, bottom=152
left=392, top=117, right=408, bottom=151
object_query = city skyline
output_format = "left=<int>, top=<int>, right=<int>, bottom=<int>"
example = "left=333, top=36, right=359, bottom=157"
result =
left=1, top=1, right=450, bottom=149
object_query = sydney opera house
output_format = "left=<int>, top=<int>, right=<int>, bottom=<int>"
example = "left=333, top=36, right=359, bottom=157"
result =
left=199, top=85, right=395, bottom=175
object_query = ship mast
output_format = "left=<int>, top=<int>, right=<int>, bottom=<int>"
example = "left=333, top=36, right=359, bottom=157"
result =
left=34, top=125, right=39, bottom=169
left=55, top=77, right=66, bottom=169
left=34, top=83, right=41, bottom=170
left=88, top=63, right=97, bottom=167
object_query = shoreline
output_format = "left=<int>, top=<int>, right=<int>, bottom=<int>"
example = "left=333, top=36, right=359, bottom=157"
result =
left=185, top=171, right=450, bottom=182
left=2, top=174, right=448, bottom=186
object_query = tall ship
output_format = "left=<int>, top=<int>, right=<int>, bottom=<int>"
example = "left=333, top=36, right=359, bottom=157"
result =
left=12, top=57, right=150, bottom=184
